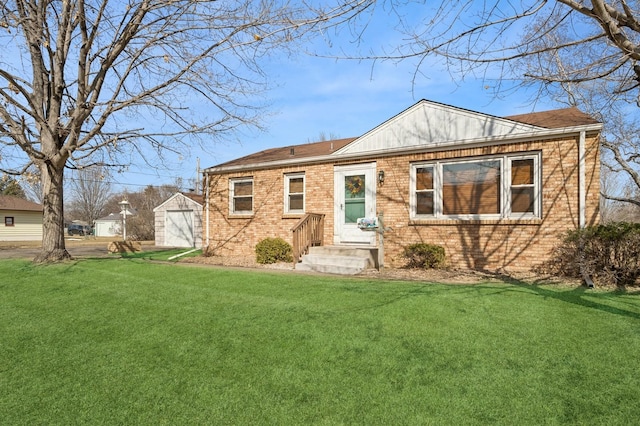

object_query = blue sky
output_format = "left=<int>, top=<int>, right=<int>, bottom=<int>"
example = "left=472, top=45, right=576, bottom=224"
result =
left=0, top=2, right=565, bottom=196
left=114, top=52, right=555, bottom=192
left=102, top=2, right=559, bottom=193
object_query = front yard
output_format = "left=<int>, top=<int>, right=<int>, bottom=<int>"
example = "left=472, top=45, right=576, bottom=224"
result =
left=1, top=258, right=639, bottom=424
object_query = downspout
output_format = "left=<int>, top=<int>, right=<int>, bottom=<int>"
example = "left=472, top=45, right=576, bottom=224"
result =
left=579, top=131, right=586, bottom=229
left=578, top=130, right=594, bottom=288
left=205, top=171, right=210, bottom=249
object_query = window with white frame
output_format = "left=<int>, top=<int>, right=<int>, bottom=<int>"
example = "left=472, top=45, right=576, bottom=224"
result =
left=415, top=166, right=435, bottom=216
left=509, top=157, right=536, bottom=216
left=410, top=153, right=540, bottom=219
left=284, top=173, right=305, bottom=214
left=229, top=177, right=253, bottom=214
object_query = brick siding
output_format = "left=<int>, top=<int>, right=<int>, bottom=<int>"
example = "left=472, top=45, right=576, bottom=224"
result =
left=204, top=133, right=600, bottom=272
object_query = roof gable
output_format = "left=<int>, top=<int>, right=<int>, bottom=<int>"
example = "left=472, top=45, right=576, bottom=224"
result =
left=0, top=195, right=43, bottom=212
left=205, top=99, right=601, bottom=173
left=153, top=192, right=203, bottom=212
left=334, top=100, right=544, bottom=155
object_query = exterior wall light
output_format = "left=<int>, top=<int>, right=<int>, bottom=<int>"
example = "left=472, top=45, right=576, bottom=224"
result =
left=378, top=170, right=385, bottom=185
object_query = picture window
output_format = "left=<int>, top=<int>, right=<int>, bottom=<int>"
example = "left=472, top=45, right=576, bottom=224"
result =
left=410, top=153, right=540, bottom=220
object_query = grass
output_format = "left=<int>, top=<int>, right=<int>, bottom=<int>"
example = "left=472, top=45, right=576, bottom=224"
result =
left=1, top=258, right=640, bottom=424
left=118, top=247, right=203, bottom=261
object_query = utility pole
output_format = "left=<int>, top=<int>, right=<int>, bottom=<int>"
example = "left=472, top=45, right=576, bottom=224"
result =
left=196, top=157, right=201, bottom=194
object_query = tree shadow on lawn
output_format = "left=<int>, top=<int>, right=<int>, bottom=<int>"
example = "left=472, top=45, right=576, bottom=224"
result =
left=64, top=256, right=640, bottom=321
left=484, top=273, right=640, bottom=321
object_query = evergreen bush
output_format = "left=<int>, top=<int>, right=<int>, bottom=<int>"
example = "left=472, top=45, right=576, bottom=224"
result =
left=402, top=243, right=446, bottom=269
left=255, top=237, right=293, bottom=264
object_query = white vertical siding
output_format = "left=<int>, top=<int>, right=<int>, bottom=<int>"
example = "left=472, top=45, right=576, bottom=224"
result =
left=335, top=100, right=543, bottom=155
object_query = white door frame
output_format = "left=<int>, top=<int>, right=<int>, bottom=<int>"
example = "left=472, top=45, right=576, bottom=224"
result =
left=333, top=162, right=377, bottom=245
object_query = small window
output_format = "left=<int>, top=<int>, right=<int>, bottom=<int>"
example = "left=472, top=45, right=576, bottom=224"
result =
left=415, top=166, right=434, bottom=216
left=510, top=157, right=537, bottom=216
left=5, top=216, right=14, bottom=226
left=285, top=173, right=305, bottom=214
left=229, top=178, right=253, bottom=214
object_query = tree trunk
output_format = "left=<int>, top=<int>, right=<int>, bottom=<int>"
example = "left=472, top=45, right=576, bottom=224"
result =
left=34, top=162, right=72, bottom=263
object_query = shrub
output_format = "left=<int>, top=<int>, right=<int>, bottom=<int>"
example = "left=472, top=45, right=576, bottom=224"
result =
left=539, top=222, right=640, bottom=287
left=402, top=243, right=446, bottom=269
left=126, top=212, right=155, bottom=241
left=255, top=237, right=293, bottom=264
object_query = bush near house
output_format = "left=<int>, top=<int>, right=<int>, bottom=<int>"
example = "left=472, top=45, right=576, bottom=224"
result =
left=401, top=243, right=446, bottom=269
left=255, top=237, right=293, bottom=264
left=540, top=222, right=640, bottom=287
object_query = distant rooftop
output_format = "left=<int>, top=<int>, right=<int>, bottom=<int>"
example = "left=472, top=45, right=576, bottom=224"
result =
left=0, top=195, right=43, bottom=212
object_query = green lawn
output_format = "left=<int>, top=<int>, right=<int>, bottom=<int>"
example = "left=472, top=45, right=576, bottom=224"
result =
left=1, top=258, right=639, bottom=425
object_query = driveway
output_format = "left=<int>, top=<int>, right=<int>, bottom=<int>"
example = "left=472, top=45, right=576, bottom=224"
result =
left=0, top=239, right=158, bottom=260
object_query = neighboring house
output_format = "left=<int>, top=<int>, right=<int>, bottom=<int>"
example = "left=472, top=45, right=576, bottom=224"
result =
left=0, top=195, right=43, bottom=241
left=153, top=192, right=204, bottom=247
left=94, top=213, right=122, bottom=237
left=202, top=99, right=601, bottom=272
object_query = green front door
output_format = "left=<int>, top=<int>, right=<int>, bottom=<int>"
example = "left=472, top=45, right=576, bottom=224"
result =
left=334, top=163, right=376, bottom=245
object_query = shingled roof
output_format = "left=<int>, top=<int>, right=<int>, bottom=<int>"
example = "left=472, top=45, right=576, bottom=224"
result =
left=182, top=192, right=204, bottom=205
left=213, top=138, right=357, bottom=169
left=0, top=195, right=43, bottom=212
left=505, top=107, right=600, bottom=128
left=209, top=103, right=599, bottom=171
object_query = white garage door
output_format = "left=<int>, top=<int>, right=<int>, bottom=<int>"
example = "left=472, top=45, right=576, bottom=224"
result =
left=166, top=210, right=194, bottom=247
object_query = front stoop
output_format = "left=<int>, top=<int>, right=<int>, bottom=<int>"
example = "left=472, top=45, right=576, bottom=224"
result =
left=295, top=245, right=378, bottom=275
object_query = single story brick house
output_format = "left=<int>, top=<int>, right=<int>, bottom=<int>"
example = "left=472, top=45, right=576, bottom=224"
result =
left=202, top=99, right=601, bottom=272
left=153, top=192, right=204, bottom=247
left=0, top=195, right=43, bottom=241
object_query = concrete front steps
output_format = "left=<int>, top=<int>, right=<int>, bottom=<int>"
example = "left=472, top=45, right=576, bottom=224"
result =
left=295, top=245, right=378, bottom=275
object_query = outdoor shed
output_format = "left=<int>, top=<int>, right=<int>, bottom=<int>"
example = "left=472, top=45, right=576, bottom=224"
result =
left=153, top=192, right=204, bottom=247
left=202, top=99, right=602, bottom=274
left=94, top=213, right=122, bottom=237
left=0, top=195, right=43, bottom=241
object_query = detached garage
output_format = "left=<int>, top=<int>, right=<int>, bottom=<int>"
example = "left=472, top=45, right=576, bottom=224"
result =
left=153, top=192, right=203, bottom=248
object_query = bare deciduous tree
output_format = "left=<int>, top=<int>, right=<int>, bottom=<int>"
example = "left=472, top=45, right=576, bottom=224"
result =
left=20, top=166, right=44, bottom=203
left=338, top=1, right=640, bottom=208
left=0, top=0, right=371, bottom=262
left=66, top=166, right=112, bottom=227
left=102, top=184, right=180, bottom=240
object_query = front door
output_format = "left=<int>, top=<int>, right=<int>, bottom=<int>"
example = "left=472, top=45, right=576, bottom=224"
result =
left=334, top=163, right=376, bottom=245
